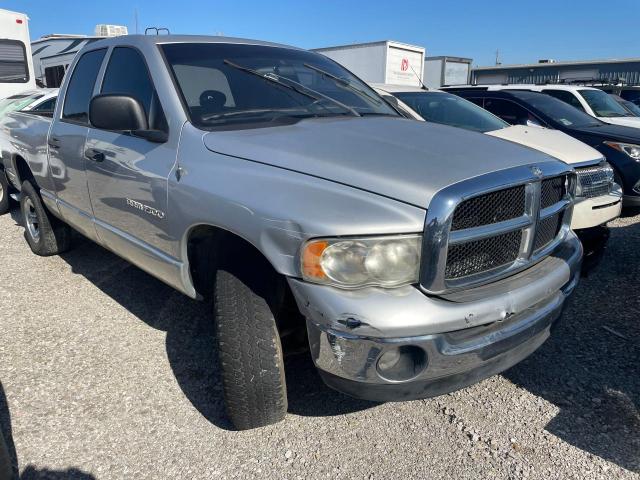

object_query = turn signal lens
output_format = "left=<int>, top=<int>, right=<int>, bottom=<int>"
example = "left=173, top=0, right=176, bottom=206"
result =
left=300, top=235, right=422, bottom=289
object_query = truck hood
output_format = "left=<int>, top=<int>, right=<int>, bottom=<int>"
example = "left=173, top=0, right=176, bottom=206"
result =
left=486, top=125, right=603, bottom=165
left=203, top=116, right=561, bottom=208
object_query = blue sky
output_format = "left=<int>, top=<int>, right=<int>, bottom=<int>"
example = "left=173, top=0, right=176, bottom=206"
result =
left=2, top=0, right=639, bottom=66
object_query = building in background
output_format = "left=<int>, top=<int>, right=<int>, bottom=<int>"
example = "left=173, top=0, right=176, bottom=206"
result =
left=313, top=40, right=425, bottom=87
left=472, top=58, right=640, bottom=86
left=423, top=56, right=472, bottom=89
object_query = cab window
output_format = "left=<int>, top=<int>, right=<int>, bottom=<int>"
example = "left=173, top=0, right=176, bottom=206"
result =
left=62, top=49, right=107, bottom=124
left=100, top=47, right=167, bottom=132
left=483, top=98, right=542, bottom=126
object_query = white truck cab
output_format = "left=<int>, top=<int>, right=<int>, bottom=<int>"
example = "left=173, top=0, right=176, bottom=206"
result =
left=468, top=84, right=640, bottom=129
left=0, top=9, right=36, bottom=100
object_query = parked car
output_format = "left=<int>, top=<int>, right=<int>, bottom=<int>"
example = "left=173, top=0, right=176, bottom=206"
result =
left=449, top=85, right=640, bottom=129
left=373, top=84, right=621, bottom=262
left=0, top=35, right=582, bottom=430
left=0, top=89, right=58, bottom=214
left=0, top=89, right=57, bottom=118
left=610, top=93, right=640, bottom=117
left=445, top=88, right=640, bottom=209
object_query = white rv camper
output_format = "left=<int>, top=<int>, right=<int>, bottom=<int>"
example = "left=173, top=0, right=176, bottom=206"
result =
left=31, top=35, right=101, bottom=87
left=0, top=8, right=36, bottom=99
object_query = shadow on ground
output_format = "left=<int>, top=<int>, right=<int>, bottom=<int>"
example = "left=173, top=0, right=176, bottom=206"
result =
left=0, top=381, right=96, bottom=479
left=504, top=217, right=640, bottom=473
left=55, top=233, right=374, bottom=432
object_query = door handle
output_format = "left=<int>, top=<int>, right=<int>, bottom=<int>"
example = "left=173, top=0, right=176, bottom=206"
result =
left=48, top=137, right=61, bottom=149
left=85, top=148, right=105, bottom=162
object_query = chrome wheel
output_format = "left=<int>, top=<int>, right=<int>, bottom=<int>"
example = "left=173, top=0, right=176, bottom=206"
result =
left=0, top=178, right=4, bottom=204
left=24, top=197, right=40, bottom=243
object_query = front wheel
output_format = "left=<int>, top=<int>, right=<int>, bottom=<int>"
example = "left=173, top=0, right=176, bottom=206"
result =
left=214, top=265, right=288, bottom=430
left=20, top=181, right=71, bottom=256
left=0, top=172, right=9, bottom=215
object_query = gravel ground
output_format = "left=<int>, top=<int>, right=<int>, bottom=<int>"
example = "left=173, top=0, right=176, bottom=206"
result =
left=0, top=206, right=638, bottom=480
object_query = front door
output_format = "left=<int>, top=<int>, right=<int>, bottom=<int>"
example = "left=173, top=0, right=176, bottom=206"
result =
left=84, top=46, right=175, bottom=256
left=48, top=48, right=106, bottom=238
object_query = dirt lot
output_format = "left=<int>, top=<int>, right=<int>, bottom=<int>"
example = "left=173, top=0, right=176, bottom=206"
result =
left=0, top=206, right=638, bottom=479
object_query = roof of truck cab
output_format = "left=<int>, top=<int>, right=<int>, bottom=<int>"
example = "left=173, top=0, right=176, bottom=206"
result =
left=84, top=34, right=303, bottom=51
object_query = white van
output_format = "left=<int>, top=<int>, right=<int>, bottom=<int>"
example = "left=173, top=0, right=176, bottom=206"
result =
left=0, top=9, right=36, bottom=100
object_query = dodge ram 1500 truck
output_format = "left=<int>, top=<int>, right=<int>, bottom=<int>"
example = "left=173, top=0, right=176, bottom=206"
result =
left=0, top=35, right=582, bottom=430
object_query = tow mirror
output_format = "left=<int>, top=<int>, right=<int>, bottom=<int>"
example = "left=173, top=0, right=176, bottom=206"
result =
left=90, top=94, right=148, bottom=132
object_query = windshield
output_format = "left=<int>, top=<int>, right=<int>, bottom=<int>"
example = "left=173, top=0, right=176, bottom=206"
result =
left=511, top=92, right=602, bottom=128
left=622, top=99, right=640, bottom=116
left=0, top=94, right=41, bottom=117
left=578, top=89, right=633, bottom=118
left=161, top=43, right=397, bottom=129
left=395, top=91, right=509, bottom=133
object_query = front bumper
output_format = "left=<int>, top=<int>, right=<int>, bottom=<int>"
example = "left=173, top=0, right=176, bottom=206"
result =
left=289, top=233, right=582, bottom=402
left=571, top=186, right=622, bottom=230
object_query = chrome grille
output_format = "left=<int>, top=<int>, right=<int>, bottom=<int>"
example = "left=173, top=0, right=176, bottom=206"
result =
left=420, top=162, right=575, bottom=294
left=576, top=165, right=614, bottom=198
left=540, top=176, right=565, bottom=209
left=534, top=213, right=563, bottom=252
left=451, top=186, right=526, bottom=231
left=445, top=230, right=522, bottom=280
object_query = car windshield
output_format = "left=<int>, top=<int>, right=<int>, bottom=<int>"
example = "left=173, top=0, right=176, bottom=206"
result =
left=622, top=99, right=640, bottom=116
left=510, top=91, right=602, bottom=128
left=0, top=94, right=41, bottom=117
left=161, top=43, right=398, bottom=129
left=394, top=91, right=509, bottom=133
left=578, top=89, right=633, bottom=118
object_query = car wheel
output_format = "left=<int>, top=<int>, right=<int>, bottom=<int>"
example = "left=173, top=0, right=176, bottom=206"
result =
left=20, top=180, right=71, bottom=256
left=214, top=264, right=288, bottom=430
left=0, top=172, right=9, bottom=215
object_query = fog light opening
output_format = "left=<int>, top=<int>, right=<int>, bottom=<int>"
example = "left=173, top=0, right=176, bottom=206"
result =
left=376, top=345, right=428, bottom=382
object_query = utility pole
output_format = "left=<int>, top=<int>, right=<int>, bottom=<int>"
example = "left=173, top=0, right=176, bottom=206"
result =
left=495, top=49, right=501, bottom=66
left=134, top=8, right=139, bottom=34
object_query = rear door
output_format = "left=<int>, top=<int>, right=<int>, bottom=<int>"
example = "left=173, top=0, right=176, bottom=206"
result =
left=84, top=46, right=174, bottom=256
left=48, top=47, right=106, bottom=238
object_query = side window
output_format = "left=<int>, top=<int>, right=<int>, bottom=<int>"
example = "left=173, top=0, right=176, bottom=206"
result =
left=32, top=97, right=57, bottom=113
left=44, top=65, right=66, bottom=88
left=543, top=90, right=586, bottom=112
left=100, top=47, right=167, bottom=131
left=62, top=48, right=107, bottom=124
left=0, top=40, right=29, bottom=83
left=462, top=97, right=484, bottom=108
left=483, top=98, right=539, bottom=125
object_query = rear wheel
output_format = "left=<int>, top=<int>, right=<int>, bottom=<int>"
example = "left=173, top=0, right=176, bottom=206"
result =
left=20, top=180, right=71, bottom=256
left=0, top=172, right=9, bottom=215
left=214, top=263, right=288, bottom=430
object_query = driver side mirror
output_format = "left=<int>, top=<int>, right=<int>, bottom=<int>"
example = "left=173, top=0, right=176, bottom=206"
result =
left=89, top=94, right=168, bottom=143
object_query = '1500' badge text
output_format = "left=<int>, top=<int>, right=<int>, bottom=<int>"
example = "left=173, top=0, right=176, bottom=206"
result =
left=126, top=198, right=165, bottom=219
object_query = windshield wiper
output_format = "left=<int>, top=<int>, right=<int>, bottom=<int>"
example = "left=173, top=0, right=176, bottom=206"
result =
left=223, top=59, right=360, bottom=117
left=302, top=63, right=384, bottom=107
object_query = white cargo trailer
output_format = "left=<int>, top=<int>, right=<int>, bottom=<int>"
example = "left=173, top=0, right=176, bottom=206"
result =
left=313, top=40, right=425, bottom=87
left=0, top=8, right=36, bottom=99
left=423, top=56, right=472, bottom=89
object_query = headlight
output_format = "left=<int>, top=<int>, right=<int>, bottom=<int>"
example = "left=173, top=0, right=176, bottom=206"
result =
left=604, top=141, right=640, bottom=160
left=301, top=235, right=422, bottom=288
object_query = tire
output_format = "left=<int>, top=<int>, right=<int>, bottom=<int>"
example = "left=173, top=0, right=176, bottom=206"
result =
left=20, top=180, right=71, bottom=256
left=214, top=265, right=288, bottom=430
left=0, top=171, right=9, bottom=215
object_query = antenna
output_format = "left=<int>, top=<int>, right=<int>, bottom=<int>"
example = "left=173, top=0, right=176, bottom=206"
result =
left=134, top=8, right=138, bottom=34
left=409, top=64, right=427, bottom=90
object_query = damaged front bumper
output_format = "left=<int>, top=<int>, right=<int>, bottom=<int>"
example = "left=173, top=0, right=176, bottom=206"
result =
left=288, top=232, right=582, bottom=402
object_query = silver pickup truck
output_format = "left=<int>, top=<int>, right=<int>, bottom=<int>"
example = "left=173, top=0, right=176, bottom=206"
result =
left=0, top=35, right=582, bottom=430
